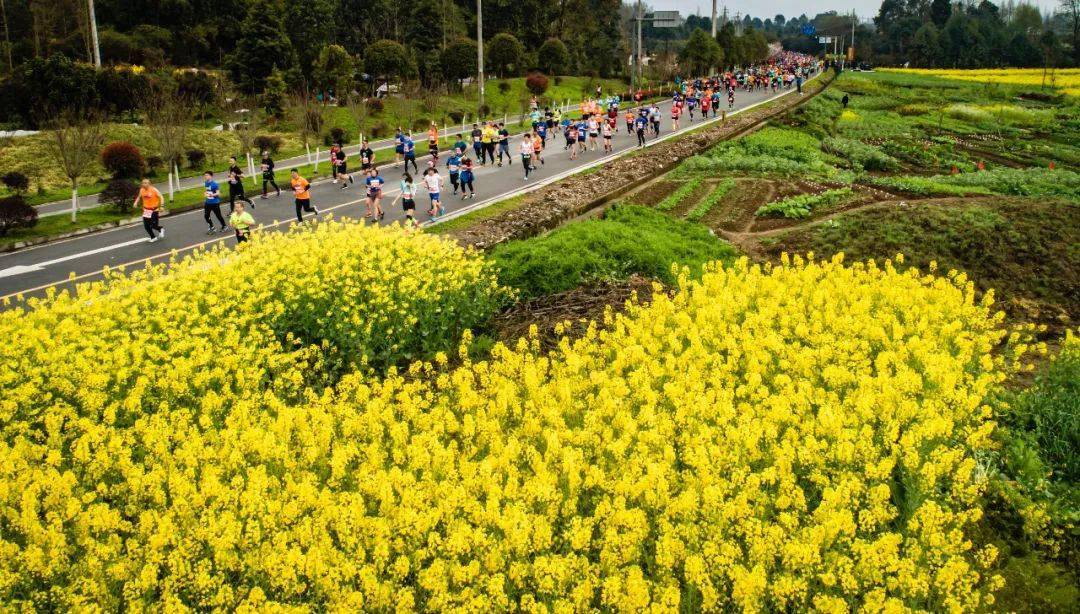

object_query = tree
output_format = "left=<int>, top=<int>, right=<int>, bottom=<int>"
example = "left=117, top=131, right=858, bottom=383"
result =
left=439, top=38, right=477, bottom=88
left=487, top=33, right=525, bottom=78
left=930, top=0, right=952, bottom=27
left=312, top=44, right=355, bottom=99
left=364, top=39, right=414, bottom=82
left=100, top=141, right=146, bottom=179
left=284, top=0, right=335, bottom=73
left=10, top=53, right=99, bottom=127
left=679, top=28, right=723, bottom=75
left=260, top=69, right=288, bottom=118
left=290, top=89, right=325, bottom=152
left=1011, top=4, right=1043, bottom=38
left=226, top=0, right=296, bottom=94
left=1062, top=0, right=1080, bottom=66
left=537, top=38, right=570, bottom=75
left=1006, top=31, right=1042, bottom=66
left=143, top=88, right=192, bottom=198
left=910, top=23, right=942, bottom=67
left=43, top=111, right=106, bottom=222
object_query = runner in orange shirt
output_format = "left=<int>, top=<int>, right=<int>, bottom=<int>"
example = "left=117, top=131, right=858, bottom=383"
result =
left=134, top=178, right=165, bottom=242
left=290, top=169, right=319, bottom=223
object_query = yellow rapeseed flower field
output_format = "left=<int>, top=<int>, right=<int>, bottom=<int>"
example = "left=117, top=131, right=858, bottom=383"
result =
left=0, top=227, right=1037, bottom=610
left=882, top=67, right=1080, bottom=97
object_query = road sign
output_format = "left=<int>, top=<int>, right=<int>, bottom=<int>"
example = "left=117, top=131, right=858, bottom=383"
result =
left=818, top=36, right=833, bottom=44
left=802, top=24, right=816, bottom=36
left=651, top=10, right=683, bottom=28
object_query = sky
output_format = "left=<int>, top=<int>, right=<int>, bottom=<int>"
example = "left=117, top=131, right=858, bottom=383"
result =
left=645, top=0, right=1062, bottom=21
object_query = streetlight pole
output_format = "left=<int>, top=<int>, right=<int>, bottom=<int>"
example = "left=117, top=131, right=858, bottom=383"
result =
left=476, top=0, right=484, bottom=110
left=87, top=0, right=101, bottom=68
left=711, top=0, right=716, bottom=37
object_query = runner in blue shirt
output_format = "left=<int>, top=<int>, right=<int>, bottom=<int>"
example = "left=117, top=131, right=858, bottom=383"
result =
left=634, top=113, right=648, bottom=147
left=203, top=171, right=226, bottom=234
left=403, top=135, right=417, bottom=174
left=364, top=167, right=385, bottom=220
left=446, top=149, right=462, bottom=195
left=394, top=128, right=406, bottom=163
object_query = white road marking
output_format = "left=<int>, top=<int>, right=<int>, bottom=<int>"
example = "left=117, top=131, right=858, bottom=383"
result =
left=0, top=237, right=148, bottom=277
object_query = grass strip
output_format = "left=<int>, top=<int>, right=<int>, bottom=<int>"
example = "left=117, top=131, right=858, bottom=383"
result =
left=656, top=177, right=703, bottom=212
left=686, top=179, right=735, bottom=222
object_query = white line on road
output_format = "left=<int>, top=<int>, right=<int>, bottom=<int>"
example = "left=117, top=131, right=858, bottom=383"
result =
left=0, top=237, right=150, bottom=278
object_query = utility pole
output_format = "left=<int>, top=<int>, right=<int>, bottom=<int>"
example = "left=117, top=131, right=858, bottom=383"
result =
left=635, top=0, right=643, bottom=92
left=850, top=10, right=856, bottom=64
left=711, top=0, right=717, bottom=36
left=0, top=0, right=13, bottom=74
left=476, top=0, right=484, bottom=109
left=87, top=0, right=101, bottom=68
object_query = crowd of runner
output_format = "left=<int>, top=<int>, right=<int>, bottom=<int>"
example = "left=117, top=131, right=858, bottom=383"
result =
left=134, top=53, right=820, bottom=244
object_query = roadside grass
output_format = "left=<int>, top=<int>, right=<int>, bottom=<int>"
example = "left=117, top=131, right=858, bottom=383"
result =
left=490, top=204, right=737, bottom=300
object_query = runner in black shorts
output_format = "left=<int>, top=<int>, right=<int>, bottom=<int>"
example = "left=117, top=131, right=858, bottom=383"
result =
left=359, top=140, right=374, bottom=172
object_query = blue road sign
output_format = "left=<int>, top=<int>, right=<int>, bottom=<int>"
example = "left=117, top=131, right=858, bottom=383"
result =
left=802, top=24, right=816, bottom=36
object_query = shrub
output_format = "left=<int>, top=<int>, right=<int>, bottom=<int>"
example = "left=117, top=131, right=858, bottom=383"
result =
left=411, top=118, right=429, bottom=133
left=97, top=178, right=140, bottom=213
left=525, top=72, right=549, bottom=97
left=477, top=104, right=490, bottom=118
left=253, top=135, right=284, bottom=154
left=145, top=155, right=165, bottom=176
left=0, top=194, right=37, bottom=235
left=447, top=110, right=465, bottom=123
left=367, top=98, right=384, bottom=113
left=368, top=121, right=389, bottom=138
left=655, top=178, right=703, bottom=212
left=1, top=171, right=29, bottom=194
left=491, top=204, right=736, bottom=299
left=186, top=149, right=206, bottom=169
left=497, top=81, right=511, bottom=94
left=100, top=141, right=146, bottom=179
left=328, top=126, right=349, bottom=145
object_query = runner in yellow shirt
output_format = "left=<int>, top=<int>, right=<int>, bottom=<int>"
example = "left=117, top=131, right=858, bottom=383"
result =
left=229, top=200, right=256, bottom=243
left=481, top=122, right=497, bottom=165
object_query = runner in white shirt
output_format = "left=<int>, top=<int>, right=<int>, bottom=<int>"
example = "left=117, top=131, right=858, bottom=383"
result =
left=520, top=135, right=534, bottom=181
left=601, top=122, right=613, bottom=152
left=422, top=168, right=444, bottom=218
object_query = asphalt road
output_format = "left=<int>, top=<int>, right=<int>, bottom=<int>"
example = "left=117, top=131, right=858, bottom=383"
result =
left=1, top=79, right=816, bottom=303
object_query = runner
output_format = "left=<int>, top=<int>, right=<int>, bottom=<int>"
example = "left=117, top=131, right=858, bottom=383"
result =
left=394, top=128, right=405, bottom=163
left=226, top=156, right=255, bottom=212
left=587, top=115, right=599, bottom=151
left=359, top=140, right=374, bottom=174
left=260, top=151, right=280, bottom=198
left=403, top=134, right=418, bottom=174
left=650, top=105, right=661, bottom=136
left=575, top=117, right=588, bottom=154
left=459, top=156, right=476, bottom=199
left=334, top=145, right=353, bottom=191
left=624, top=109, right=635, bottom=135
left=290, top=169, right=319, bottom=223
left=671, top=102, right=681, bottom=132
left=470, top=123, right=483, bottom=161
left=446, top=148, right=461, bottom=195
left=482, top=122, right=497, bottom=165
left=229, top=200, right=255, bottom=243
left=520, top=134, right=534, bottom=181
left=203, top=171, right=226, bottom=234
left=364, top=167, right=385, bottom=220
left=329, top=143, right=342, bottom=183
left=391, top=172, right=418, bottom=227
left=134, top=178, right=165, bottom=242
left=601, top=120, right=613, bottom=152
left=531, top=131, right=544, bottom=167
left=427, top=121, right=440, bottom=163
left=634, top=110, right=648, bottom=147
left=423, top=167, right=444, bottom=217
left=567, top=121, right=579, bottom=159
left=497, top=123, right=511, bottom=166
left=728, top=85, right=735, bottom=109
